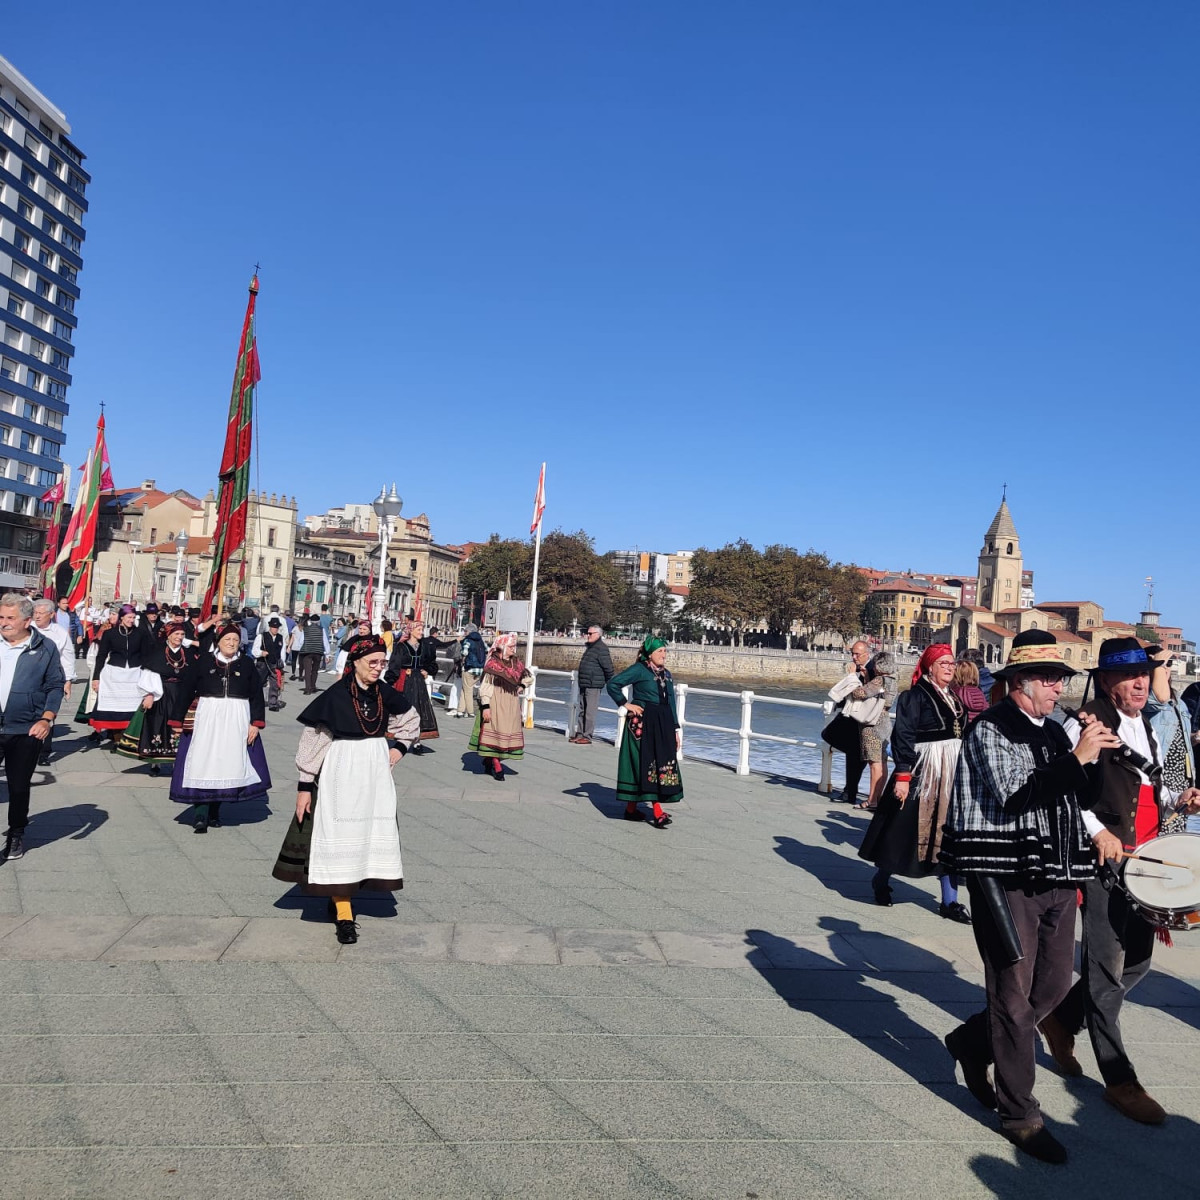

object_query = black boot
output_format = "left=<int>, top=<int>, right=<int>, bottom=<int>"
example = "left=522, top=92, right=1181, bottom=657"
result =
left=193, top=805, right=209, bottom=834
left=209, top=802, right=222, bottom=828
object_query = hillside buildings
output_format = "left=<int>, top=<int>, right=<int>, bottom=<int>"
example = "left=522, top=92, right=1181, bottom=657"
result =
left=0, top=56, right=88, bottom=585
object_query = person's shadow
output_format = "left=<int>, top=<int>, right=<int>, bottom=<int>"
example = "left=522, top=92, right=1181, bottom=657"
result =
left=772, top=835, right=934, bottom=911
left=747, top=921, right=990, bottom=1124
left=171, top=800, right=271, bottom=827
left=26, top=802, right=108, bottom=847
left=562, top=781, right=626, bottom=820
left=276, top=888, right=399, bottom=922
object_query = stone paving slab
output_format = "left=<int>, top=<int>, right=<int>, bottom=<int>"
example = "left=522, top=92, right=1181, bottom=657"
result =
left=4, top=694, right=1200, bottom=1197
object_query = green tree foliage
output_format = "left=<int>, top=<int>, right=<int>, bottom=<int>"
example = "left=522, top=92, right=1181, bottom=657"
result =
left=684, top=540, right=868, bottom=646
left=458, top=535, right=532, bottom=621
left=538, top=530, right=629, bottom=629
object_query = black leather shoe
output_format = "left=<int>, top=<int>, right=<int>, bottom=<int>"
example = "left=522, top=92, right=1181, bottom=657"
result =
left=944, top=1028, right=997, bottom=1109
left=148, top=763, right=161, bottom=777
left=649, top=815, right=670, bottom=829
left=623, top=809, right=645, bottom=821
left=873, top=884, right=893, bottom=907
left=940, top=901, right=973, bottom=924
left=335, top=919, right=358, bottom=945
left=1, top=833, right=24, bottom=862
left=193, top=812, right=209, bottom=834
left=1003, top=1123, right=1067, bottom=1164
left=208, top=804, right=222, bottom=828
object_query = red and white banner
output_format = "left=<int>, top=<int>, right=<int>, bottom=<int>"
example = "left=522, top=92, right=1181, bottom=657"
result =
left=530, top=462, right=546, bottom=534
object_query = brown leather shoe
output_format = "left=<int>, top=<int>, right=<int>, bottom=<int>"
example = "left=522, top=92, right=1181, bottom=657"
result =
left=1038, top=1014, right=1083, bottom=1077
left=1104, top=1081, right=1166, bottom=1125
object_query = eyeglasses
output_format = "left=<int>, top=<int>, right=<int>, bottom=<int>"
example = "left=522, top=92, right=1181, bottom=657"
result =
left=1028, top=673, right=1068, bottom=686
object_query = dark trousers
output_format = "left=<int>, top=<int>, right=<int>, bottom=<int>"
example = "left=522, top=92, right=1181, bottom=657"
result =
left=1050, top=873, right=1154, bottom=1087
left=299, top=653, right=321, bottom=693
left=265, top=666, right=282, bottom=708
left=952, top=878, right=1078, bottom=1129
left=842, top=743, right=865, bottom=800
left=576, top=687, right=602, bottom=738
left=0, top=732, right=44, bottom=833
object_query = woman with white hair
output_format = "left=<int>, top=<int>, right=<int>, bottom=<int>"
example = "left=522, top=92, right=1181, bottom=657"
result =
left=468, top=633, right=532, bottom=781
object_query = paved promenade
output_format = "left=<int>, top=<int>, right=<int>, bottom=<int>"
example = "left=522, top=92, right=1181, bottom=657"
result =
left=3, top=682, right=1200, bottom=1198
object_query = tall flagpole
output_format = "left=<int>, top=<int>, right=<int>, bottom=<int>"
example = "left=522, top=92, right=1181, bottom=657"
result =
left=523, top=463, right=546, bottom=727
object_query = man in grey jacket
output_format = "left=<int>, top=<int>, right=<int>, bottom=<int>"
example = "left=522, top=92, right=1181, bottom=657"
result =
left=572, top=626, right=614, bottom=744
left=0, top=594, right=66, bottom=862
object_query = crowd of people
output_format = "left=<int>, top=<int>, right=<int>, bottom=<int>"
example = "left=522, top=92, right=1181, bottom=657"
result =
left=826, top=630, right=1200, bottom=1162
left=8, top=588, right=1200, bottom=1164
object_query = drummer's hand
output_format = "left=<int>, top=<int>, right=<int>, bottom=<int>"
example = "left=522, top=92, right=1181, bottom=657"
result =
left=1093, top=829, right=1124, bottom=866
left=247, top=726, right=260, bottom=745
left=295, top=791, right=311, bottom=822
left=388, top=748, right=402, bottom=767
left=894, top=780, right=909, bottom=806
left=141, top=695, right=154, bottom=710
left=1074, top=715, right=1121, bottom=764
left=1178, top=787, right=1200, bottom=814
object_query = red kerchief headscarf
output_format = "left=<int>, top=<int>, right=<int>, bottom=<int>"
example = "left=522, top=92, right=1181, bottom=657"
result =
left=912, top=643, right=953, bottom=687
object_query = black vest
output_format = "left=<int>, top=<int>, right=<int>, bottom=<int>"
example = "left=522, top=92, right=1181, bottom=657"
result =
left=1078, top=692, right=1161, bottom=847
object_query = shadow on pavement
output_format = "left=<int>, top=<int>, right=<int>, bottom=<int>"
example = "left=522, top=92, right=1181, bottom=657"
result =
left=171, top=801, right=272, bottom=827
left=28, top=802, right=108, bottom=846
left=772, top=834, right=935, bottom=911
left=275, top=887, right=399, bottom=922
left=562, top=781, right=625, bottom=819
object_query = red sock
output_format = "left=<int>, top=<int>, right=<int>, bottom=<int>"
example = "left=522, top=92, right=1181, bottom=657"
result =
left=625, top=802, right=638, bottom=813
left=652, top=802, right=665, bottom=820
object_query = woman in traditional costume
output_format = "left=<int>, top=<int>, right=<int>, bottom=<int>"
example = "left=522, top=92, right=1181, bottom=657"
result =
left=169, top=625, right=271, bottom=834
left=272, top=635, right=418, bottom=945
left=115, top=623, right=199, bottom=776
left=84, top=605, right=152, bottom=747
left=607, top=636, right=683, bottom=828
left=468, top=632, right=531, bottom=781
left=858, top=643, right=971, bottom=921
left=384, top=619, right=439, bottom=745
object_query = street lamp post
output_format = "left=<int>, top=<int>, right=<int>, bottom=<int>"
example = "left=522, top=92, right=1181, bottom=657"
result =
left=128, top=540, right=141, bottom=604
left=371, top=484, right=402, bottom=633
left=173, top=531, right=189, bottom=606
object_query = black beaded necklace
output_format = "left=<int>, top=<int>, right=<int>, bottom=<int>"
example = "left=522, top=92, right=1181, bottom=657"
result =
left=349, top=679, right=386, bottom=736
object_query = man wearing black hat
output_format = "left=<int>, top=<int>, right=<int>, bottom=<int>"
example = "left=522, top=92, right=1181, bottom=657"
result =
left=253, top=617, right=287, bottom=712
left=1042, top=637, right=1200, bottom=1126
left=941, top=629, right=1119, bottom=1164
left=139, top=603, right=164, bottom=642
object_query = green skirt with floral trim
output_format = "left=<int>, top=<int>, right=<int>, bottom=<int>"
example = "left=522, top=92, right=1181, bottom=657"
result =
left=616, top=701, right=683, bottom=804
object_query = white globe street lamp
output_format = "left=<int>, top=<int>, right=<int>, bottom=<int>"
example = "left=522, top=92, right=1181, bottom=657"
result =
left=371, top=484, right=402, bottom=632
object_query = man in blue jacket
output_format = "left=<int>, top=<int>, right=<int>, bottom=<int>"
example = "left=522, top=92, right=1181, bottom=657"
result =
left=0, top=594, right=66, bottom=862
left=455, top=624, right=488, bottom=719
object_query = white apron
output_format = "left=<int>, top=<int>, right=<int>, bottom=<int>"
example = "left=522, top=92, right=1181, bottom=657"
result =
left=307, top=738, right=403, bottom=887
left=182, top=696, right=262, bottom=790
left=97, top=664, right=145, bottom=714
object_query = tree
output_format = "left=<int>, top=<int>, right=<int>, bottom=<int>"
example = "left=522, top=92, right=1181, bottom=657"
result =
left=458, top=535, right=532, bottom=622
left=684, top=540, right=767, bottom=646
left=538, top=530, right=628, bottom=630
left=635, top=581, right=678, bottom=639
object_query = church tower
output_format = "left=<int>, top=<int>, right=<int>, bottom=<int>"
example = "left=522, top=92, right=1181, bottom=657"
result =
left=976, top=496, right=1023, bottom=612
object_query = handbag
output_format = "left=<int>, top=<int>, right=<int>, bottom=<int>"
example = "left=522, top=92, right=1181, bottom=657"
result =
left=844, top=695, right=886, bottom=726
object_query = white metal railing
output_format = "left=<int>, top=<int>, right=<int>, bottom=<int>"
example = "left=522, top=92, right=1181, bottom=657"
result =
left=521, top=666, right=833, bottom=792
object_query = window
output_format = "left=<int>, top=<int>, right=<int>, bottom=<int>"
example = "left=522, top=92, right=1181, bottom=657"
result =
left=37, top=469, right=57, bottom=488
left=1064, top=648, right=1072, bottom=661
left=64, top=201, right=82, bottom=222
left=68, top=172, right=86, bottom=195
left=49, top=156, right=63, bottom=178
left=19, top=431, right=33, bottom=452
left=61, top=230, right=80, bottom=253
left=9, top=264, right=27, bottom=286
left=52, top=319, right=71, bottom=342
left=0, top=114, right=6, bottom=133
left=57, top=292, right=73, bottom=312
left=18, top=199, right=33, bottom=221
left=47, top=380, right=65, bottom=402
left=41, top=214, right=57, bottom=237
left=41, top=440, right=59, bottom=458
left=59, top=263, right=76, bottom=283
left=38, top=245, right=54, bottom=268
left=25, top=371, right=41, bottom=392
left=15, top=99, right=30, bottom=118
left=267, top=526, right=276, bottom=547
left=274, top=558, right=282, bottom=577
left=51, top=350, right=69, bottom=371
left=45, top=184, right=60, bottom=207
left=0, top=360, right=15, bottom=381
left=15, top=232, right=30, bottom=254
left=43, top=409, right=62, bottom=430
left=33, top=309, right=49, bottom=330
left=20, top=165, right=37, bottom=188
left=37, top=278, right=52, bottom=300
left=149, top=528, right=157, bottom=544
left=29, top=340, right=45, bottom=361
left=62, top=141, right=81, bottom=165
left=2, top=327, right=18, bottom=348
left=38, top=120, right=54, bottom=138
left=0, top=459, right=8, bottom=478
left=5, top=296, right=21, bottom=319
left=23, top=133, right=40, bottom=155
left=12, top=494, right=31, bottom=515
left=410, top=558, right=418, bottom=571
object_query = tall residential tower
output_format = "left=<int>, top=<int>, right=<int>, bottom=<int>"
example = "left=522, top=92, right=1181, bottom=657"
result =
left=0, top=56, right=87, bottom=584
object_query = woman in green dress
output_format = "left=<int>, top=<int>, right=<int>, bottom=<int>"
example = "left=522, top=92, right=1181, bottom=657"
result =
left=607, top=636, right=683, bottom=828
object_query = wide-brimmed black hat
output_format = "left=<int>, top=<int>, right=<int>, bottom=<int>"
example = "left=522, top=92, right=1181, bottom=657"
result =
left=1092, top=636, right=1152, bottom=675
left=993, top=629, right=1077, bottom=679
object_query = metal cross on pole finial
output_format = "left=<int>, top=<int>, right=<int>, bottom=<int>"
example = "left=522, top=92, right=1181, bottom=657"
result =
left=1001, top=481, right=1007, bottom=502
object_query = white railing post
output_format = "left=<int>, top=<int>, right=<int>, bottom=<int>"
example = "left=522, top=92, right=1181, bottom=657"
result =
left=738, top=690, right=754, bottom=775
left=523, top=665, right=537, bottom=728
left=615, top=684, right=630, bottom=747
left=566, top=669, right=579, bottom=740
left=819, top=742, right=833, bottom=794
left=675, top=682, right=688, bottom=761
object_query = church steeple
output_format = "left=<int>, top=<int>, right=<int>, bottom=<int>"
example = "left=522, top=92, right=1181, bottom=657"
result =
left=977, top=494, right=1023, bottom=611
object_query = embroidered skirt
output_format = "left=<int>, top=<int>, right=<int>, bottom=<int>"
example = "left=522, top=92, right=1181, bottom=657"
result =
left=616, top=701, right=683, bottom=805
left=170, top=696, right=271, bottom=805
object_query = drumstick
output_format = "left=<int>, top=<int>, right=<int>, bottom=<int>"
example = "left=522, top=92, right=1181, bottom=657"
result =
left=1125, top=852, right=1191, bottom=870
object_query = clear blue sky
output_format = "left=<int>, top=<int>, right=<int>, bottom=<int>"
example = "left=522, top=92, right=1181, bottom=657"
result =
left=7, top=3, right=1198, bottom=629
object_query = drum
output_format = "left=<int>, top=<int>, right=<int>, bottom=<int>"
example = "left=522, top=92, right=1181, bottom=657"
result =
left=1123, top=833, right=1200, bottom=932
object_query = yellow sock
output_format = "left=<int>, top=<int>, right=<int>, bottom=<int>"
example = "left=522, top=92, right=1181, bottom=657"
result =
left=333, top=896, right=353, bottom=922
